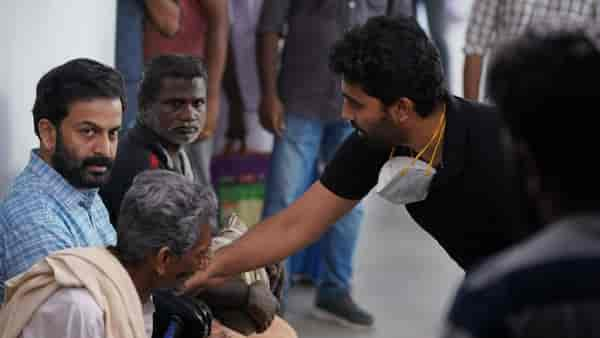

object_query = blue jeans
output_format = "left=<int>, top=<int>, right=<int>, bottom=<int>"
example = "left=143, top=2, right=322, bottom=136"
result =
left=414, top=0, right=450, bottom=83
left=262, top=112, right=364, bottom=300
left=123, top=80, right=139, bottom=131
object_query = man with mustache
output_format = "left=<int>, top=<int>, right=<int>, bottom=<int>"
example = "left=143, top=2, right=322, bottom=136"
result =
left=100, top=54, right=295, bottom=338
left=0, top=58, right=125, bottom=301
left=101, top=54, right=208, bottom=225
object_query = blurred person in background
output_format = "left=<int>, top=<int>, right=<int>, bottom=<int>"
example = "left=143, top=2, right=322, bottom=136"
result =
left=115, top=0, right=181, bottom=130
left=216, top=0, right=274, bottom=154
left=413, top=0, right=451, bottom=84
left=144, top=0, right=229, bottom=188
left=463, top=0, right=598, bottom=101
left=444, top=25, right=600, bottom=338
left=256, top=0, right=412, bottom=329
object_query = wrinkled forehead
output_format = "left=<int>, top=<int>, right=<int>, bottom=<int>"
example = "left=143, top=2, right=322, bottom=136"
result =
left=158, top=77, right=207, bottom=98
left=64, top=97, right=123, bottom=126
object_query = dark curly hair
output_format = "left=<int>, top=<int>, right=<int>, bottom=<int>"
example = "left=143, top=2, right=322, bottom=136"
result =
left=138, top=54, right=208, bottom=115
left=488, top=26, right=600, bottom=211
left=329, top=14, right=447, bottom=117
left=32, top=58, right=126, bottom=137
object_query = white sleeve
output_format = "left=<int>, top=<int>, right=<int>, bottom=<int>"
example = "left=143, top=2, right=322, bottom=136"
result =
left=21, top=288, right=105, bottom=338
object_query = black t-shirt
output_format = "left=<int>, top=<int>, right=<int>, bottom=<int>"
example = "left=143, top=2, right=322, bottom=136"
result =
left=320, top=96, right=532, bottom=270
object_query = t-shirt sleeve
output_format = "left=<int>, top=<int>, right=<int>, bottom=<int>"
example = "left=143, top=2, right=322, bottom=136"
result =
left=258, top=0, right=291, bottom=34
left=21, top=288, right=105, bottom=338
left=320, top=132, right=390, bottom=200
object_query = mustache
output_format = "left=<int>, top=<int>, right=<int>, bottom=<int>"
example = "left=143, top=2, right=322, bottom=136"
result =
left=82, top=156, right=113, bottom=169
left=171, top=121, right=201, bottom=128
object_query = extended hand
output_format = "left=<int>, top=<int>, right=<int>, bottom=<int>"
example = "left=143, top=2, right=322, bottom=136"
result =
left=265, top=262, right=285, bottom=301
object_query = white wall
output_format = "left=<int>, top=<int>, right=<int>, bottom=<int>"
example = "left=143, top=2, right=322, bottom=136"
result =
left=0, top=1, right=116, bottom=196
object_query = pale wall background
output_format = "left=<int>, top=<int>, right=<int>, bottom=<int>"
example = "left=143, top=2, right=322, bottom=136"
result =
left=0, top=1, right=117, bottom=196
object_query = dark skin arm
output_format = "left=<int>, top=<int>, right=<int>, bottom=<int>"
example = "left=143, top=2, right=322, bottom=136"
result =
left=144, top=0, right=181, bottom=37
left=196, top=0, right=229, bottom=140
left=257, top=31, right=285, bottom=136
left=222, top=37, right=247, bottom=152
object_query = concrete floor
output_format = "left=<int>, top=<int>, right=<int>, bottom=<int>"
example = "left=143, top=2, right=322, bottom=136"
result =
left=282, top=194, right=464, bottom=338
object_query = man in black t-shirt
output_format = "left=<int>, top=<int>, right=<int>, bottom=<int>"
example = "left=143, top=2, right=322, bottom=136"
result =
left=183, top=15, right=533, bottom=295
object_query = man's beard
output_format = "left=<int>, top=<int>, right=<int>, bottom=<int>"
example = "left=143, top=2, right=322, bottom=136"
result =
left=52, top=134, right=114, bottom=189
left=351, top=120, right=393, bottom=148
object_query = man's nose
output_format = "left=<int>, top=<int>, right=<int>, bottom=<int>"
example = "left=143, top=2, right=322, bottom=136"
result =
left=93, top=133, right=112, bottom=157
left=341, top=103, right=353, bottom=121
left=178, top=103, right=200, bottom=121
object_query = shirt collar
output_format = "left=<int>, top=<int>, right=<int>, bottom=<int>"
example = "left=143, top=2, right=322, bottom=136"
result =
left=28, top=150, right=99, bottom=210
left=130, top=123, right=194, bottom=180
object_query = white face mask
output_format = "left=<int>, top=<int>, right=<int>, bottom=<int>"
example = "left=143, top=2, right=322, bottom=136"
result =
left=375, top=112, right=446, bottom=205
left=375, top=156, right=436, bottom=204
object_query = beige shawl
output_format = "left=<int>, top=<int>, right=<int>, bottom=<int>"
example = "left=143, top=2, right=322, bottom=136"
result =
left=0, top=247, right=146, bottom=338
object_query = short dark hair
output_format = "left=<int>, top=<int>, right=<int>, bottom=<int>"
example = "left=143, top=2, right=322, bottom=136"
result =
left=329, top=15, right=447, bottom=117
left=32, top=58, right=126, bottom=137
left=138, top=54, right=208, bottom=113
left=488, top=27, right=600, bottom=211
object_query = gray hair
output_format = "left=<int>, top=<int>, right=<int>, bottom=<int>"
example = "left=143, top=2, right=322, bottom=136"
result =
left=115, top=169, right=217, bottom=265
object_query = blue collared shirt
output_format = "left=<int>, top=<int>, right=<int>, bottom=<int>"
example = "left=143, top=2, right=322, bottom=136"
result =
left=0, top=150, right=116, bottom=301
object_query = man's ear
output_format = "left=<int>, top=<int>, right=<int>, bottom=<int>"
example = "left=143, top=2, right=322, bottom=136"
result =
left=38, top=119, right=57, bottom=153
left=154, top=247, right=173, bottom=276
left=387, top=97, right=415, bottom=125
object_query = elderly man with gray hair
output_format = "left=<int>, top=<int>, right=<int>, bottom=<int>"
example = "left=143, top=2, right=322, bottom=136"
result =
left=0, top=170, right=217, bottom=338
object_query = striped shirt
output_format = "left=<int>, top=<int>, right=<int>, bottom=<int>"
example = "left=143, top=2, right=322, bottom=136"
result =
left=465, top=0, right=599, bottom=55
left=0, top=150, right=116, bottom=301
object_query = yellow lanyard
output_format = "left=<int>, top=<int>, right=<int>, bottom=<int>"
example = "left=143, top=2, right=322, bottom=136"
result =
left=389, top=112, right=446, bottom=177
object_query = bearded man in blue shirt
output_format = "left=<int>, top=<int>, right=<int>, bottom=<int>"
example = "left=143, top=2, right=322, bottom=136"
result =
left=0, top=58, right=125, bottom=301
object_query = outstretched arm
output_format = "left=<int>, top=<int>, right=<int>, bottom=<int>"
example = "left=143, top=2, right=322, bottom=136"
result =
left=184, top=182, right=359, bottom=290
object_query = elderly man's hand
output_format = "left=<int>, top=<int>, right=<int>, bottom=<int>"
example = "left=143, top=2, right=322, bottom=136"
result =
left=265, top=262, right=285, bottom=301
left=246, top=280, right=279, bottom=333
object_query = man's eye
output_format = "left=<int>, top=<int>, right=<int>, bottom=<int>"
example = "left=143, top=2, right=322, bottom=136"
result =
left=164, top=100, right=184, bottom=110
left=344, top=98, right=360, bottom=109
left=109, top=130, right=119, bottom=140
left=192, top=100, right=205, bottom=109
left=80, top=128, right=94, bottom=137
